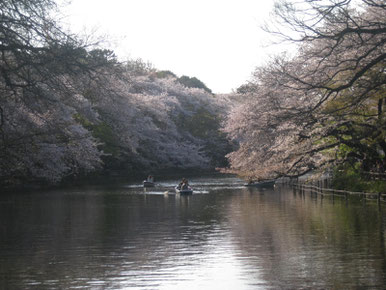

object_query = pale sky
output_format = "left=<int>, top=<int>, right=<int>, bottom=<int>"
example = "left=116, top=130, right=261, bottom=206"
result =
left=61, top=0, right=279, bottom=93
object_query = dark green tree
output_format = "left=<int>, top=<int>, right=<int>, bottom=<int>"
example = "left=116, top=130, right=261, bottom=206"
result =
left=177, top=76, right=212, bottom=94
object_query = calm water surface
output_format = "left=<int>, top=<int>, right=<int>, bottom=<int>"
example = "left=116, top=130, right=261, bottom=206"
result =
left=1, top=176, right=386, bottom=289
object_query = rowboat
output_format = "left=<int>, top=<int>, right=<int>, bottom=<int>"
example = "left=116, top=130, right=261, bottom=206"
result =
left=175, top=186, right=193, bottom=195
left=143, top=180, right=155, bottom=188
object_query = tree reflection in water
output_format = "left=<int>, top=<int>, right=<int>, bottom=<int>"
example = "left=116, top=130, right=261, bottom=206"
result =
left=0, top=177, right=385, bottom=289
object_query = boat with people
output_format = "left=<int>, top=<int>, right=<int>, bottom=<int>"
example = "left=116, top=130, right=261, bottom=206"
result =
left=143, top=175, right=155, bottom=188
left=175, top=177, right=193, bottom=195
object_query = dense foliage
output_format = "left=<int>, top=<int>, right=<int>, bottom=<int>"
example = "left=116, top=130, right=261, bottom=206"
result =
left=0, top=0, right=231, bottom=188
left=177, top=76, right=213, bottom=94
left=223, top=0, right=386, bottom=183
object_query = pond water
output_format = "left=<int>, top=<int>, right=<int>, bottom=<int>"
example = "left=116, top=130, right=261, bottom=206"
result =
left=1, top=176, right=386, bottom=289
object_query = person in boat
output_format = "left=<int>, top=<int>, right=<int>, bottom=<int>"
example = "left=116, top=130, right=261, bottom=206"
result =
left=147, top=175, right=154, bottom=183
left=178, top=178, right=189, bottom=190
left=177, top=178, right=184, bottom=189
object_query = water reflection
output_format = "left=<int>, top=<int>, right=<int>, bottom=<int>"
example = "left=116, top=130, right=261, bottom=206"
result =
left=1, top=177, right=386, bottom=289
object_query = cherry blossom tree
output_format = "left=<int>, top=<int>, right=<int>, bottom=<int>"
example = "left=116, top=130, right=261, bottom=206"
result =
left=76, top=64, right=231, bottom=174
left=0, top=0, right=108, bottom=186
left=0, top=1, right=233, bottom=188
left=223, top=0, right=386, bottom=180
